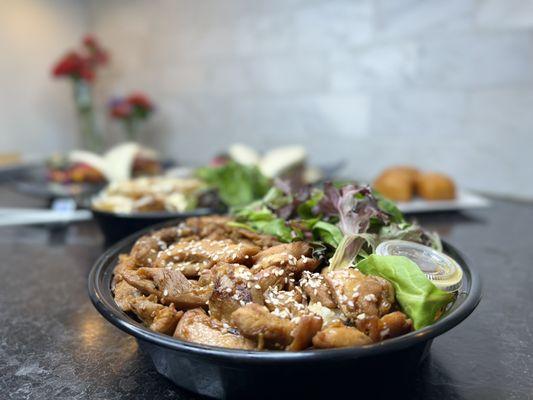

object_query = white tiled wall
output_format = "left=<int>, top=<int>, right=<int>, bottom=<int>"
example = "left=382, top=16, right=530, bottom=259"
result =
left=1, top=0, right=533, bottom=198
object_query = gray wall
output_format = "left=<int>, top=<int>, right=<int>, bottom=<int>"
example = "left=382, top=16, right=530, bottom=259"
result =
left=1, top=0, right=533, bottom=198
left=0, top=0, right=87, bottom=155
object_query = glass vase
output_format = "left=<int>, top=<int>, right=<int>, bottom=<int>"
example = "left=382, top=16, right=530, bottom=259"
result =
left=72, top=79, right=102, bottom=152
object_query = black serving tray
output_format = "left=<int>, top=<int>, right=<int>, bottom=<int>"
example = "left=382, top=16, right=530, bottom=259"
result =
left=91, top=208, right=213, bottom=246
left=88, top=223, right=481, bottom=399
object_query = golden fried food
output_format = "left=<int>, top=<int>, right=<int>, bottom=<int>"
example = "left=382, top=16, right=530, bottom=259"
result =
left=416, top=172, right=456, bottom=200
left=373, top=166, right=419, bottom=202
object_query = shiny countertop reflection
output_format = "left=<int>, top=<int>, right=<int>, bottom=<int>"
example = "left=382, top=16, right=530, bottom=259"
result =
left=0, top=187, right=532, bottom=400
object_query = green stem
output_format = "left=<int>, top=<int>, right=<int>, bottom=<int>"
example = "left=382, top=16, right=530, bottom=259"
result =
left=124, top=118, right=139, bottom=141
left=73, top=80, right=102, bottom=152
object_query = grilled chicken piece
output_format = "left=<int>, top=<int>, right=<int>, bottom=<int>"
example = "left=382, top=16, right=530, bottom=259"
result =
left=231, top=228, right=281, bottom=249
left=174, top=308, right=255, bottom=349
left=183, top=216, right=280, bottom=249
left=252, top=266, right=288, bottom=293
left=379, top=311, right=412, bottom=339
left=251, top=242, right=320, bottom=275
left=231, top=304, right=323, bottom=350
left=113, top=254, right=138, bottom=281
left=263, top=287, right=307, bottom=320
left=299, top=271, right=336, bottom=309
left=208, top=263, right=257, bottom=321
left=358, top=311, right=413, bottom=342
left=113, top=280, right=141, bottom=312
left=130, top=235, right=161, bottom=268
left=112, top=254, right=139, bottom=302
left=123, top=268, right=212, bottom=309
left=153, top=239, right=260, bottom=277
left=129, top=295, right=183, bottom=335
left=307, top=302, right=346, bottom=327
left=286, top=315, right=323, bottom=351
left=150, top=304, right=184, bottom=334
left=231, top=304, right=295, bottom=349
left=152, top=227, right=181, bottom=244
left=312, top=323, right=372, bottom=348
left=130, top=227, right=182, bottom=268
left=181, top=216, right=237, bottom=241
left=325, top=269, right=395, bottom=323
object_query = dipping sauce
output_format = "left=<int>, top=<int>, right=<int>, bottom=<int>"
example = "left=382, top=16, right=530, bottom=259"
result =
left=375, top=240, right=463, bottom=292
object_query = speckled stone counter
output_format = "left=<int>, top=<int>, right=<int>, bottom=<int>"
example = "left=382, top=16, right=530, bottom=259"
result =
left=0, top=188, right=532, bottom=400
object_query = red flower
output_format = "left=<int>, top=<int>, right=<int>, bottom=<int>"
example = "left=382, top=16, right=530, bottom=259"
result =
left=108, top=92, right=155, bottom=122
left=110, top=100, right=133, bottom=119
left=127, top=92, right=153, bottom=111
left=51, top=35, right=108, bottom=83
left=52, top=51, right=84, bottom=77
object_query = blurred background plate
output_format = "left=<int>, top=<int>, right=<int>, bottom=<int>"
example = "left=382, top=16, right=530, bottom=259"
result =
left=1, top=162, right=104, bottom=207
left=397, top=191, right=490, bottom=214
left=91, top=207, right=214, bottom=246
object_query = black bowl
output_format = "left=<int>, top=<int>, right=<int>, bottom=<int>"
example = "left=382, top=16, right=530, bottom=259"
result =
left=91, top=208, right=213, bottom=246
left=88, top=227, right=481, bottom=399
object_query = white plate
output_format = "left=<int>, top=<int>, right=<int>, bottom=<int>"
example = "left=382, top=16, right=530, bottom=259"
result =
left=396, top=190, right=490, bottom=213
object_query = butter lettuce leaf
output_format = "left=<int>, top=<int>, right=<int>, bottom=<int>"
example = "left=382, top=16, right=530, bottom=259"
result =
left=356, top=255, right=454, bottom=329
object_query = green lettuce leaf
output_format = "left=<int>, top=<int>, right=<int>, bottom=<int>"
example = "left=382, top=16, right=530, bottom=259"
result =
left=253, top=219, right=298, bottom=242
left=375, top=194, right=405, bottom=224
left=356, top=255, right=454, bottom=329
left=230, top=207, right=298, bottom=242
left=196, top=161, right=270, bottom=207
left=312, top=221, right=343, bottom=248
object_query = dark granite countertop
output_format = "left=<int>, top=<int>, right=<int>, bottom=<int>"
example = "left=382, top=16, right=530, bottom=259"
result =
left=0, top=187, right=532, bottom=400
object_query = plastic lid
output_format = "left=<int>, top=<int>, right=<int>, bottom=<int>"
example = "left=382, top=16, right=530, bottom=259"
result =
left=375, top=240, right=463, bottom=292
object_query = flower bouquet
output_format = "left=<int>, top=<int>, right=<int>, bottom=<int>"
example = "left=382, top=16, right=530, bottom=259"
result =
left=51, top=35, right=109, bottom=151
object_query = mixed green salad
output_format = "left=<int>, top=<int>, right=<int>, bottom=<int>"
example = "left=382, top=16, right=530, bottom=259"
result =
left=225, top=180, right=454, bottom=329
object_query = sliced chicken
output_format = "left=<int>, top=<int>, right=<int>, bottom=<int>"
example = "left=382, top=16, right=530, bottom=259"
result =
left=325, top=269, right=395, bottom=323
left=358, top=311, right=413, bottom=342
left=151, top=226, right=181, bottom=244
left=263, top=286, right=307, bottom=320
left=299, top=271, right=336, bottom=309
left=208, top=263, right=257, bottom=321
left=183, top=216, right=280, bottom=248
left=251, top=242, right=320, bottom=275
left=174, top=308, right=255, bottom=350
left=312, top=323, right=372, bottom=348
left=113, top=254, right=138, bottom=282
left=251, top=266, right=290, bottom=297
left=153, top=239, right=260, bottom=277
left=231, top=228, right=281, bottom=249
left=182, top=216, right=238, bottom=241
left=286, top=315, right=323, bottom=351
left=231, top=304, right=295, bottom=349
left=150, top=304, right=184, bottom=335
left=130, top=235, right=161, bottom=268
left=231, top=304, right=323, bottom=350
left=123, top=267, right=212, bottom=309
left=113, top=280, right=141, bottom=312
left=129, top=295, right=183, bottom=335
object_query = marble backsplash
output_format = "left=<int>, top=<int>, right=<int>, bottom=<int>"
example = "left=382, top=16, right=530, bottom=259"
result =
left=1, top=0, right=532, bottom=198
